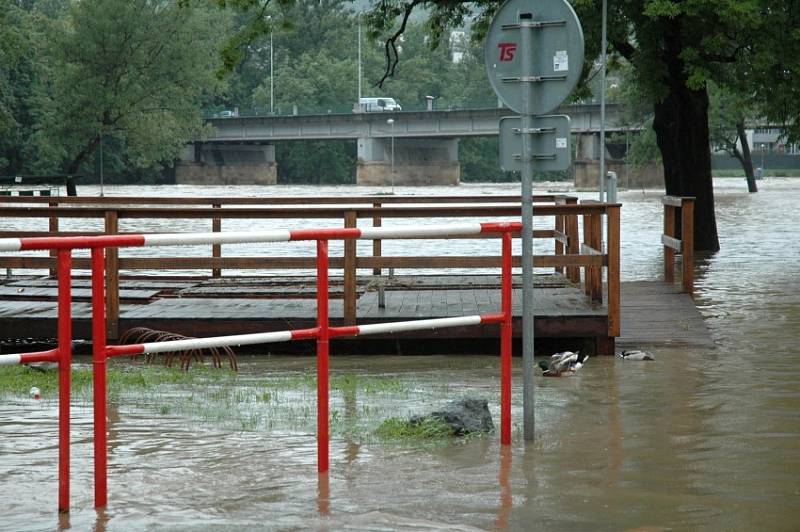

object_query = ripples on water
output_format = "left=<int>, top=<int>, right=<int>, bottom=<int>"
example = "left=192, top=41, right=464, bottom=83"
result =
left=1, top=179, right=799, bottom=530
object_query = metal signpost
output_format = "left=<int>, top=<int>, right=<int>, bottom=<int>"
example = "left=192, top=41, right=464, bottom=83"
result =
left=485, top=0, right=584, bottom=440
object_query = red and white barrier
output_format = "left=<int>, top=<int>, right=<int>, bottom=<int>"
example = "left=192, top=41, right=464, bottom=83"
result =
left=1, top=221, right=518, bottom=513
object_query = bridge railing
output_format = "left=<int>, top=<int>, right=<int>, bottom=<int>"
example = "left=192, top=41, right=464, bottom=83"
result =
left=662, top=195, right=694, bottom=295
left=0, top=195, right=619, bottom=340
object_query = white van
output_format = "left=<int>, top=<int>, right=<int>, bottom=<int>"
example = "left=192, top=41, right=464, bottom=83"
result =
left=358, top=97, right=402, bottom=112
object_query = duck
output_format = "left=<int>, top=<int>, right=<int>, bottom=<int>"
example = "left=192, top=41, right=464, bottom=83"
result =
left=537, top=351, right=588, bottom=376
left=619, top=349, right=655, bottom=361
left=25, top=361, right=58, bottom=372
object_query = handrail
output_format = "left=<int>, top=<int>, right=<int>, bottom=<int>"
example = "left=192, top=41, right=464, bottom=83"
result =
left=0, top=193, right=576, bottom=206
left=661, top=195, right=694, bottom=295
left=0, top=222, right=517, bottom=513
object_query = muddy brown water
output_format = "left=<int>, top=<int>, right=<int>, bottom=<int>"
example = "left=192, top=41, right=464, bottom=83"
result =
left=1, top=179, right=799, bottom=530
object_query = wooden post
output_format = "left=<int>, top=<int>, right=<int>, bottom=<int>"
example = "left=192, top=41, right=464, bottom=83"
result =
left=681, top=198, right=694, bottom=295
left=343, top=210, right=357, bottom=325
left=212, top=203, right=221, bottom=278
left=554, top=205, right=565, bottom=275
left=49, top=201, right=58, bottom=278
left=606, top=205, right=620, bottom=338
left=664, top=203, right=675, bottom=284
left=582, top=214, right=591, bottom=297
left=566, top=198, right=580, bottom=283
left=104, top=211, right=119, bottom=339
left=372, top=202, right=382, bottom=276
left=591, top=212, right=603, bottom=302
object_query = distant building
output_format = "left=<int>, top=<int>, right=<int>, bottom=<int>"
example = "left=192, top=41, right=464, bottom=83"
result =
left=449, top=31, right=467, bottom=63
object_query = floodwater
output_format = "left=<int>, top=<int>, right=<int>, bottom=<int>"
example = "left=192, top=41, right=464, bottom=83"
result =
left=1, top=179, right=800, bottom=530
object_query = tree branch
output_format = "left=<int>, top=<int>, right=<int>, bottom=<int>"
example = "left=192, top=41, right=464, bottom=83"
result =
left=609, top=38, right=636, bottom=62
left=376, top=0, right=424, bottom=88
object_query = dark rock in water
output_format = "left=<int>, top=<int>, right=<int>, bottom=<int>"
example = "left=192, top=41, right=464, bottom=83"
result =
left=415, top=397, right=494, bottom=436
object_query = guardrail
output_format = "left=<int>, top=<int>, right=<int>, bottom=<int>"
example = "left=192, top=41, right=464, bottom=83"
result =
left=0, top=222, right=517, bottom=513
left=661, top=195, right=694, bottom=295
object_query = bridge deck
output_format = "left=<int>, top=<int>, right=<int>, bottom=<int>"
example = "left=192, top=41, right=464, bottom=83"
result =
left=0, top=274, right=712, bottom=355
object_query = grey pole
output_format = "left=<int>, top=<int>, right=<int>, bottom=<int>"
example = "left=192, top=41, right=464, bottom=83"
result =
left=520, top=16, right=535, bottom=441
left=270, top=21, right=274, bottom=115
left=387, top=118, right=395, bottom=193
left=99, top=130, right=104, bottom=198
left=599, top=0, right=607, bottom=201
left=358, top=17, right=363, bottom=102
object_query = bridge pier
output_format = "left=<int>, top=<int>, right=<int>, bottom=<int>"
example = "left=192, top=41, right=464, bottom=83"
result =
left=175, top=143, right=277, bottom=185
left=572, top=132, right=663, bottom=190
left=356, top=137, right=460, bottom=186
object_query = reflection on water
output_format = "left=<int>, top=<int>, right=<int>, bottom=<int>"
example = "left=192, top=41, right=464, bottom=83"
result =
left=1, top=178, right=800, bottom=530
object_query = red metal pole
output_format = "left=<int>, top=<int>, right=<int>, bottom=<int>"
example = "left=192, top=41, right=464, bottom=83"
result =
left=57, top=249, right=72, bottom=513
left=316, top=239, right=330, bottom=473
left=500, top=232, right=512, bottom=445
left=91, top=248, right=108, bottom=508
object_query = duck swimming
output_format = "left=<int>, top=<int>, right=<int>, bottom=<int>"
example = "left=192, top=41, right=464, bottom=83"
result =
left=537, top=351, right=588, bottom=376
left=619, top=349, right=655, bottom=361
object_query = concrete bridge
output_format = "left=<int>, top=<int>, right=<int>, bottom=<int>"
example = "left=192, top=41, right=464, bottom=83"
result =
left=176, top=103, right=637, bottom=186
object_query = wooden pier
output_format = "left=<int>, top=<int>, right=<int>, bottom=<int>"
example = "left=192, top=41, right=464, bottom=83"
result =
left=0, top=194, right=710, bottom=355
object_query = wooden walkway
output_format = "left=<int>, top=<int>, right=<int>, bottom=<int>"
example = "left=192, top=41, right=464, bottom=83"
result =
left=0, top=274, right=712, bottom=354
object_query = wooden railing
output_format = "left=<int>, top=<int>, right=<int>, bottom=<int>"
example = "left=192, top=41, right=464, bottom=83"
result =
left=0, top=195, right=619, bottom=340
left=662, top=195, right=694, bottom=295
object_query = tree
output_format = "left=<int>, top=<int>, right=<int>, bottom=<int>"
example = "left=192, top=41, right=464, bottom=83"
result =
left=708, top=83, right=757, bottom=192
left=0, top=1, right=66, bottom=175
left=42, top=0, right=228, bottom=175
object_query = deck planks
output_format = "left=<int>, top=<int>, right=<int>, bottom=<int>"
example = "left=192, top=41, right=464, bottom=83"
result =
left=0, top=275, right=713, bottom=350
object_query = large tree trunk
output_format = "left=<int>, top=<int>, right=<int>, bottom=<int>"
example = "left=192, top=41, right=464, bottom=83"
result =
left=652, top=51, right=720, bottom=251
left=66, top=136, right=101, bottom=175
left=737, top=121, right=758, bottom=193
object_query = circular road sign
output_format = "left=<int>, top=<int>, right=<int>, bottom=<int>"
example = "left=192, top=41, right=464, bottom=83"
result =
left=485, top=0, right=584, bottom=115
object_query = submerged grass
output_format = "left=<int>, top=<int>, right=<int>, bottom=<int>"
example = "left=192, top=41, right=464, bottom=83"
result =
left=375, top=417, right=454, bottom=440
left=0, top=364, right=224, bottom=399
left=0, top=364, right=482, bottom=442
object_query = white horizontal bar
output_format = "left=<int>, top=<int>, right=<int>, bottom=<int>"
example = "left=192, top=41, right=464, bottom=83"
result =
left=0, top=354, right=22, bottom=366
left=355, top=315, right=483, bottom=336
left=0, top=238, right=22, bottom=252
left=141, top=330, right=294, bottom=354
left=144, top=230, right=291, bottom=247
left=359, top=223, right=483, bottom=240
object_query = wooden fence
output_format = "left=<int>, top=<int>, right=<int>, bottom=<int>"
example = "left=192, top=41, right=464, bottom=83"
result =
left=0, top=194, right=619, bottom=340
left=662, top=195, right=694, bottom=295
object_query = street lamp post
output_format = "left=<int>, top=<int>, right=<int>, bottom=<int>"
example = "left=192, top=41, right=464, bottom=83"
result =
left=761, top=143, right=766, bottom=172
left=99, top=130, right=104, bottom=197
left=358, top=17, right=363, bottom=102
left=387, top=118, right=395, bottom=193
left=266, top=15, right=274, bottom=114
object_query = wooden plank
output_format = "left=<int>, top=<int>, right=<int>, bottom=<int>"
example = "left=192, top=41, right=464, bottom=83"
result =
left=661, top=195, right=691, bottom=207
left=606, top=205, right=620, bottom=337
left=372, top=202, right=382, bottom=276
left=343, top=210, right=357, bottom=325
left=664, top=204, right=676, bottom=283
left=681, top=199, right=694, bottom=295
left=105, top=211, right=119, bottom=339
left=661, top=234, right=682, bottom=251
left=212, top=203, right=221, bottom=278
left=0, top=286, right=158, bottom=301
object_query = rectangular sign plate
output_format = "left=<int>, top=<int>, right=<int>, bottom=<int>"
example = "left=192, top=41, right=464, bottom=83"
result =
left=499, top=115, right=572, bottom=172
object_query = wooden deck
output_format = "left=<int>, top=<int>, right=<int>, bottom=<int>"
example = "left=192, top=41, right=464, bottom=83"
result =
left=0, top=274, right=712, bottom=354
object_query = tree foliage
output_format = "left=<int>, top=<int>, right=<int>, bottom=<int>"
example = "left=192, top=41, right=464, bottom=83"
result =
left=1, top=0, right=228, bottom=178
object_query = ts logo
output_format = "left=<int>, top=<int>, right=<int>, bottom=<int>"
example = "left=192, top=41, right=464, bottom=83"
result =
left=498, top=42, right=517, bottom=61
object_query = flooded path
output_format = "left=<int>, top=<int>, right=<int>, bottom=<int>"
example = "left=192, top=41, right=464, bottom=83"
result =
left=1, top=179, right=799, bottom=530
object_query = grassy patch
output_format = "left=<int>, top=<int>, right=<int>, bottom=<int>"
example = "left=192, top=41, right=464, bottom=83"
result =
left=375, top=416, right=454, bottom=440
left=0, top=364, right=225, bottom=399
left=0, top=364, right=472, bottom=440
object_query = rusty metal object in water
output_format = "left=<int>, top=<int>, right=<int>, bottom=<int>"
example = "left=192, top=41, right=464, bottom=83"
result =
left=118, top=327, right=238, bottom=371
